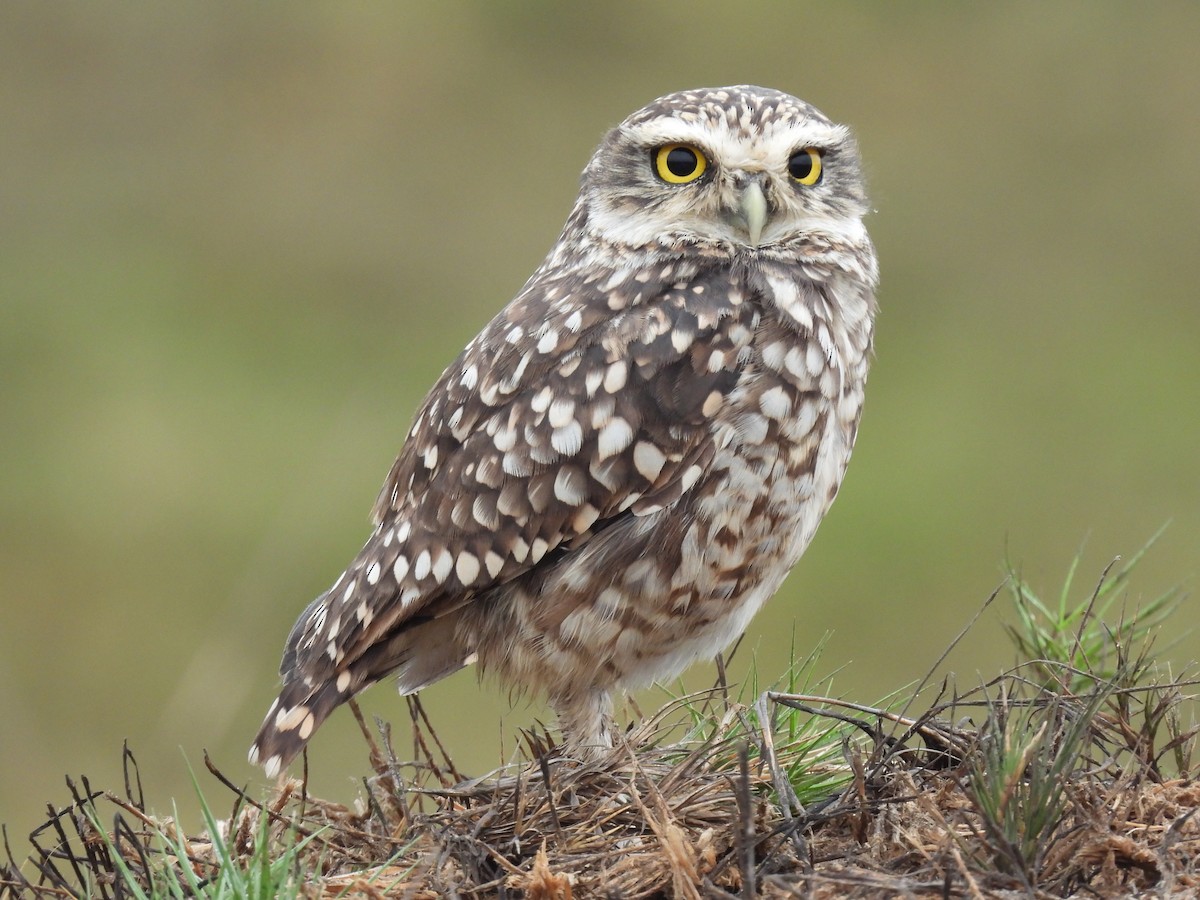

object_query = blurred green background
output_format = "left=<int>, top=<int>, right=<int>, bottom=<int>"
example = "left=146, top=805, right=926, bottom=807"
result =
left=2, top=3, right=1197, bottom=830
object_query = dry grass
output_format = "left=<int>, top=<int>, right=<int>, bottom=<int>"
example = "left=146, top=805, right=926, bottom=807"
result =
left=6, top=683, right=1198, bottom=898
left=3, top=561, right=1198, bottom=898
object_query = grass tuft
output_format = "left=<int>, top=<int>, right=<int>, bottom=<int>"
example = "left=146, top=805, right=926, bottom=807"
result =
left=1003, top=524, right=1184, bottom=694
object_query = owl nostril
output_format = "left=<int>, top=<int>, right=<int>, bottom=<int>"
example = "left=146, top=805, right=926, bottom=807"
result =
left=731, top=173, right=775, bottom=209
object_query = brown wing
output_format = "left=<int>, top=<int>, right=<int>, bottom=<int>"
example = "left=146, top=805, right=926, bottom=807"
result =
left=250, top=256, right=759, bottom=773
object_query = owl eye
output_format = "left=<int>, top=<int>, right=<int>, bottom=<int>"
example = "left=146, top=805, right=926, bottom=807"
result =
left=654, top=144, right=707, bottom=184
left=787, top=148, right=823, bottom=185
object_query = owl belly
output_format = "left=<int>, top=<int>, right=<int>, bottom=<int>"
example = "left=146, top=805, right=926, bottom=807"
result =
left=613, top=384, right=855, bottom=690
left=468, top=365, right=859, bottom=699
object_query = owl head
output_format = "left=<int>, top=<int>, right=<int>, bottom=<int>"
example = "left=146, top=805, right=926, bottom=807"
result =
left=579, top=85, right=869, bottom=256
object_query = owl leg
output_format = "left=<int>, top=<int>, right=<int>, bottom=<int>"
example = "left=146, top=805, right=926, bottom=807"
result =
left=551, top=688, right=614, bottom=759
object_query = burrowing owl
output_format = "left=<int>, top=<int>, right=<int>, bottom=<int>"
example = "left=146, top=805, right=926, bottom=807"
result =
left=250, top=85, right=878, bottom=776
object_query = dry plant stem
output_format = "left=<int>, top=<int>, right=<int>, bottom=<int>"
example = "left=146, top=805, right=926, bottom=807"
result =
left=349, top=698, right=384, bottom=773
left=950, top=845, right=988, bottom=900
left=769, top=692, right=975, bottom=762
left=411, top=694, right=463, bottom=784
left=536, top=753, right=565, bottom=843
left=1068, top=557, right=1120, bottom=677
left=735, top=743, right=755, bottom=899
left=753, top=692, right=800, bottom=820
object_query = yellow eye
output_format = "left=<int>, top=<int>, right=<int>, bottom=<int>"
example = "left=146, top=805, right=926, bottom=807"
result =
left=787, top=147, right=823, bottom=185
left=654, top=144, right=707, bottom=184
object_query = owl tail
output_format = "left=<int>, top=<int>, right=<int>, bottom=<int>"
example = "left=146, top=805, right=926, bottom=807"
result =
left=249, top=611, right=476, bottom=776
left=248, top=675, right=353, bottom=778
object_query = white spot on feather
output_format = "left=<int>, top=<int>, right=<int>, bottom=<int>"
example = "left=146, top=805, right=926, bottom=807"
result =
left=784, top=346, right=807, bottom=379
left=456, top=552, right=480, bottom=586
left=572, top=503, right=600, bottom=532
left=551, top=421, right=583, bottom=455
left=431, top=548, right=453, bottom=584
left=603, top=361, right=627, bottom=393
left=554, top=466, right=587, bottom=505
left=601, top=267, right=631, bottom=292
left=472, top=495, right=499, bottom=529
left=761, top=341, right=787, bottom=372
left=413, top=550, right=431, bottom=581
left=597, top=417, right=634, bottom=460
left=596, top=587, right=623, bottom=620
left=739, top=414, right=769, bottom=445
left=502, top=451, right=533, bottom=477
left=584, top=367, right=604, bottom=396
left=479, top=380, right=500, bottom=406
left=276, top=704, right=309, bottom=732
left=806, top=342, right=826, bottom=377
left=548, top=399, right=576, bottom=429
left=530, top=385, right=553, bottom=413
left=702, top=391, right=723, bottom=416
left=484, top=551, right=505, bottom=578
left=589, top=397, right=615, bottom=428
left=759, top=386, right=792, bottom=420
left=537, top=330, right=559, bottom=354
left=498, top=353, right=531, bottom=393
left=493, top=426, right=517, bottom=452
left=633, top=441, right=666, bottom=482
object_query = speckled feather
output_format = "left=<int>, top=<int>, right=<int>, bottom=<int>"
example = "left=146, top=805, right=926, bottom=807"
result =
left=250, top=85, right=878, bottom=777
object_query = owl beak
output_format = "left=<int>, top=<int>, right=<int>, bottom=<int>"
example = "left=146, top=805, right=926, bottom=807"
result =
left=738, top=180, right=769, bottom=247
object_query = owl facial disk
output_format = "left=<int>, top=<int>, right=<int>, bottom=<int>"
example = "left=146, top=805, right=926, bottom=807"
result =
left=579, top=86, right=869, bottom=253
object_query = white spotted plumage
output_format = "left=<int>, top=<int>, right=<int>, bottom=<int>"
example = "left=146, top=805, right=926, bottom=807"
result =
left=250, top=85, right=878, bottom=775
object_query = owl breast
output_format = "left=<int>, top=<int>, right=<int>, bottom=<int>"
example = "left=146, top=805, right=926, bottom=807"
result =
left=461, top=261, right=873, bottom=698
